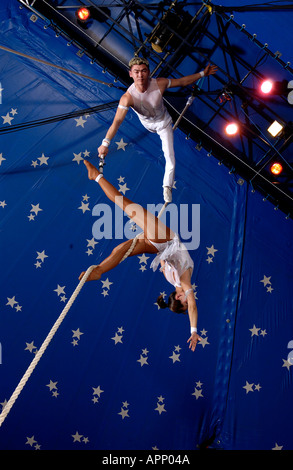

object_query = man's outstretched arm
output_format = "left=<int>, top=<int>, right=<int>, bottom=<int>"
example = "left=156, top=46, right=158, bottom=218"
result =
left=97, top=93, right=132, bottom=157
left=157, top=63, right=218, bottom=93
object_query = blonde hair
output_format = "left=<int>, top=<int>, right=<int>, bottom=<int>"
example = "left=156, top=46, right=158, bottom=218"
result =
left=128, top=56, right=149, bottom=69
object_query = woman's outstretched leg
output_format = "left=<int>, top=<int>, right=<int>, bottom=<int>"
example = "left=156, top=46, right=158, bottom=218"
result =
left=84, top=160, right=174, bottom=243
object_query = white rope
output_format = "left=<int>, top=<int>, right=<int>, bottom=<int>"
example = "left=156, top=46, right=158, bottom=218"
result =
left=0, top=264, right=97, bottom=428
left=0, top=202, right=169, bottom=428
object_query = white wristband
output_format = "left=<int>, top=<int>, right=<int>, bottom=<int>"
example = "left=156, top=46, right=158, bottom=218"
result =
left=199, top=70, right=205, bottom=78
left=191, top=327, right=197, bottom=334
left=95, top=174, right=104, bottom=183
left=102, top=138, right=110, bottom=147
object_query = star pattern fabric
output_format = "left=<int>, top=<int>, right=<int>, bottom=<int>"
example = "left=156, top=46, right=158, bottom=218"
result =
left=0, top=0, right=293, bottom=452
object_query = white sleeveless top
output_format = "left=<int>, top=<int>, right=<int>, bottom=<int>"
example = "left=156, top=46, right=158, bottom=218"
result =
left=127, top=79, right=172, bottom=131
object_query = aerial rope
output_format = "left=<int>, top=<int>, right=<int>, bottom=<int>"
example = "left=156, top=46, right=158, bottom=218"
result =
left=0, top=44, right=126, bottom=90
left=0, top=191, right=168, bottom=428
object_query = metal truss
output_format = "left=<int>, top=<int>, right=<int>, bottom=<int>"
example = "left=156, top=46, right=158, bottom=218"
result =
left=16, top=0, right=293, bottom=215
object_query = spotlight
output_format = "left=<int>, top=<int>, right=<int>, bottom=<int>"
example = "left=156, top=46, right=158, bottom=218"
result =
left=76, top=7, right=91, bottom=22
left=260, top=79, right=274, bottom=94
left=151, top=11, right=179, bottom=53
left=270, top=162, right=283, bottom=175
left=225, top=122, right=239, bottom=136
left=267, top=120, right=284, bottom=137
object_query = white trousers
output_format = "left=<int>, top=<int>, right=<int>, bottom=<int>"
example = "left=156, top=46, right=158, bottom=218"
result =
left=157, top=123, right=175, bottom=189
left=139, top=115, right=175, bottom=189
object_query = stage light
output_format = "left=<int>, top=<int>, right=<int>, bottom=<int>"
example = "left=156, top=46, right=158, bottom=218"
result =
left=225, top=122, right=239, bottom=136
left=267, top=120, right=284, bottom=137
left=270, top=162, right=283, bottom=175
left=76, top=7, right=91, bottom=22
left=151, top=11, right=179, bottom=53
left=260, top=79, right=273, bottom=94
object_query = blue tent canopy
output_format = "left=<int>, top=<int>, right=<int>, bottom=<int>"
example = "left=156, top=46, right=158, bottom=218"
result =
left=0, top=0, right=293, bottom=451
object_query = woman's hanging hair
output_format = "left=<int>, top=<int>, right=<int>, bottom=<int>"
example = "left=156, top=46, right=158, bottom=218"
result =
left=157, top=291, right=186, bottom=314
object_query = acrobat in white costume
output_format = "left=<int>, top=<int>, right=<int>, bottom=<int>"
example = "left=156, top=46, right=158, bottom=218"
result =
left=98, top=57, right=218, bottom=203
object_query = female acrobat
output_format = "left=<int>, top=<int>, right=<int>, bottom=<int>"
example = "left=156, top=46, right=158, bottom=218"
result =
left=79, top=160, right=201, bottom=351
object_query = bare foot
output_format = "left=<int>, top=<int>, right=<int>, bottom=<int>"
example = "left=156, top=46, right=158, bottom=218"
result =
left=84, top=160, right=100, bottom=180
left=79, top=266, right=102, bottom=282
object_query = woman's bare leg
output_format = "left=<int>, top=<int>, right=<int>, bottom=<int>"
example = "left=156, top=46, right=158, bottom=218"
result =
left=79, top=235, right=158, bottom=281
left=84, top=160, right=174, bottom=243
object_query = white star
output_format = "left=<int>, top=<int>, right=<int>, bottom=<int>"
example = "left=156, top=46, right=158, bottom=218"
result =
left=137, top=355, right=149, bottom=366
left=46, top=380, right=58, bottom=391
left=2, top=112, right=13, bottom=125
left=87, top=237, right=98, bottom=249
left=92, top=386, right=104, bottom=397
left=75, top=116, right=86, bottom=127
left=115, top=138, right=128, bottom=151
left=6, top=296, right=18, bottom=308
left=139, top=264, right=147, bottom=272
left=111, top=333, right=123, bottom=344
left=25, top=341, right=37, bottom=353
left=25, top=436, right=37, bottom=447
left=38, top=153, right=49, bottom=165
left=206, top=245, right=218, bottom=257
left=78, top=201, right=90, bottom=213
left=72, top=328, right=83, bottom=340
left=72, top=152, right=84, bottom=164
left=169, top=351, right=180, bottom=363
left=118, top=182, right=130, bottom=195
left=117, top=176, right=125, bottom=183
left=0, top=153, right=6, bottom=165
left=118, top=407, right=129, bottom=419
left=260, top=275, right=271, bottom=287
left=267, top=285, right=274, bottom=293
left=243, top=381, right=254, bottom=393
left=206, top=256, right=213, bottom=264
left=54, top=285, right=66, bottom=296
left=31, top=160, right=38, bottom=168
left=72, top=431, right=83, bottom=442
left=30, top=203, right=43, bottom=215
left=138, top=253, right=149, bottom=264
left=101, top=289, right=109, bottom=297
left=249, top=324, right=260, bottom=336
left=272, top=443, right=283, bottom=450
left=155, top=403, right=166, bottom=414
left=282, top=358, right=292, bottom=370
left=192, top=388, right=203, bottom=399
left=36, top=250, right=48, bottom=262
left=0, top=200, right=7, bottom=208
left=199, top=336, right=209, bottom=348
left=10, top=108, right=17, bottom=116
left=101, top=278, right=113, bottom=290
